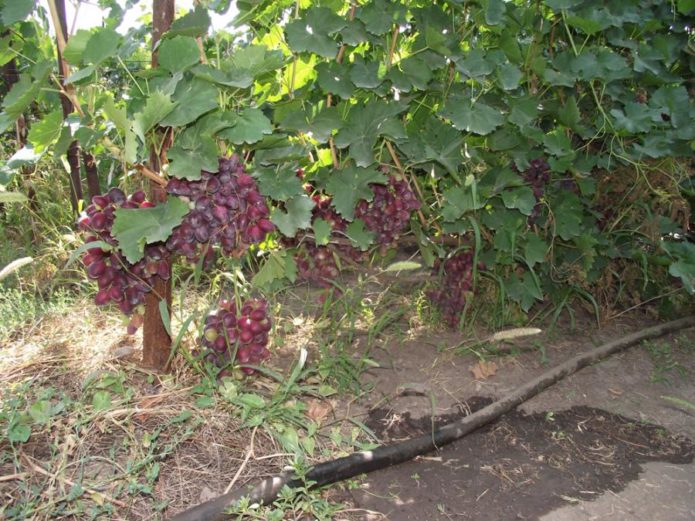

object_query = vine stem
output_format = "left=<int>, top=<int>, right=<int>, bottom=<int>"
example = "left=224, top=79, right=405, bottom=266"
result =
left=385, top=140, right=430, bottom=229
left=134, top=164, right=167, bottom=187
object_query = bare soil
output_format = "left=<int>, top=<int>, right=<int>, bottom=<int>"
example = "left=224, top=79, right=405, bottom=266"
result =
left=344, top=316, right=695, bottom=521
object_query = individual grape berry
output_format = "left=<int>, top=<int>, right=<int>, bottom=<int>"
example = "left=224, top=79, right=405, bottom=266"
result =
left=199, top=296, right=272, bottom=376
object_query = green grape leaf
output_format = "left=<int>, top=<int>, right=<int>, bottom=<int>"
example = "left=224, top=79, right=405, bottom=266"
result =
left=346, top=220, right=375, bottom=250
left=159, top=78, right=217, bottom=127
left=253, top=250, right=297, bottom=289
left=63, top=29, right=91, bottom=65
left=191, top=63, right=253, bottom=88
left=610, top=103, right=654, bottom=134
left=349, top=58, right=382, bottom=89
left=316, top=62, right=354, bottom=99
left=256, top=167, right=305, bottom=201
left=158, top=36, right=200, bottom=72
left=543, top=130, right=574, bottom=157
left=455, top=50, right=494, bottom=79
left=167, top=135, right=219, bottom=180
left=441, top=181, right=483, bottom=221
left=83, top=28, right=121, bottom=65
left=132, top=91, right=176, bottom=143
left=340, top=20, right=369, bottom=45
left=524, top=233, right=547, bottom=267
left=334, top=101, right=406, bottom=167
left=508, top=97, right=539, bottom=129
left=1, top=0, right=34, bottom=24
left=502, top=187, right=536, bottom=216
left=497, top=63, right=522, bottom=90
left=285, top=7, right=346, bottom=58
left=271, top=194, right=315, bottom=237
left=168, top=5, right=211, bottom=37
left=399, top=117, right=463, bottom=178
left=312, top=218, right=331, bottom=245
left=228, top=45, right=285, bottom=77
left=325, top=165, right=385, bottom=220
left=357, top=0, right=406, bottom=35
left=27, top=109, right=63, bottom=152
left=553, top=194, right=584, bottom=240
left=484, top=0, right=506, bottom=25
left=678, top=0, right=695, bottom=14
left=112, top=197, right=190, bottom=263
left=3, top=72, right=45, bottom=119
left=218, top=108, right=273, bottom=144
left=506, top=272, right=543, bottom=312
left=440, top=99, right=504, bottom=135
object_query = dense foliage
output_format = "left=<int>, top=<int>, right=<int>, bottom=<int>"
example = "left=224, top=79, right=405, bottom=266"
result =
left=2, top=0, right=695, bottom=358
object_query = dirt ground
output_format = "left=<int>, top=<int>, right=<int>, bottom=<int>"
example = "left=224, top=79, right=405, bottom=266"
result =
left=2, top=289, right=694, bottom=520
left=346, top=317, right=695, bottom=521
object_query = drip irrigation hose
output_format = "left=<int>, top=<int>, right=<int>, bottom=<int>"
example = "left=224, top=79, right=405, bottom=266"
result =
left=167, top=316, right=695, bottom=521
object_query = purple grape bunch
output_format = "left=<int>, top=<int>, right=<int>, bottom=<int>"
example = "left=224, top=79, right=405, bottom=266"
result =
left=355, top=176, right=420, bottom=245
left=78, top=188, right=169, bottom=334
left=427, top=250, right=477, bottom=329
left=200, top=297, right=272, bottom=374
left=165, top=155, right=275, bottom=262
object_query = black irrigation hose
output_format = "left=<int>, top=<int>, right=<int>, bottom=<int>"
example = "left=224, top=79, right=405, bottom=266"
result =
left=167, top=316, right=695, bottom=521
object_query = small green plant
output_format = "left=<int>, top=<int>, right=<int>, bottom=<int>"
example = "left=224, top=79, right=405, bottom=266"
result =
left=643, top=340, right=688, bottom=384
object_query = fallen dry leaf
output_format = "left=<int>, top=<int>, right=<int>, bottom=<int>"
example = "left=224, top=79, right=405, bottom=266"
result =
left=305, top=399, right=335, bottom=425
left=470, top=360, right=498, bottom=380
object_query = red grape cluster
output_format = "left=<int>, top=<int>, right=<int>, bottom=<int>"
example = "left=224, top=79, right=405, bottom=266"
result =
left=295, top=242, right=340, bottom=288
left=427, top=250, right=476, bottom=329
left=200, top=297, right=272, bottom=374
left=166, top=155, right=274, bottom=261
left=355, top=176, right=420, bottom=245
left=78, top=188, right=168, bottom=333
left=519, top=158, right=551, bottom=222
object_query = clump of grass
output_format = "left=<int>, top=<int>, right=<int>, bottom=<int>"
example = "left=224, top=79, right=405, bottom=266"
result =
left=643, top=340, right=688, bottom=384
left=0, top=287, right=75, bottom=340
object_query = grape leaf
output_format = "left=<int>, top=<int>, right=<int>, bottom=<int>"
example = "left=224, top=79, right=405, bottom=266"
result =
left=325, top=165, right=385, bottom=220
left=158, top=36, right=200, bottom=72
left=316, top=62, right=354, bottom=99
left=252, top=250, right=297, bottom=289
left=271, top=194, right=315, bottom=236
left=506, top=272, right=543, bottom=312
left=218, top=108, right=273, bottom=144
left=112, top=197, right=190, bottom=263
left=524, top=233, right=547, bottom=267
left=256, top=167, right=305, bottom=201
left=285, top=7, right=346, bottom=58
left=346, top=220, right=375, bottom=250
left=440, top=98, right=504, bottom=135
left=83, top=28, right=121, bottom=65
left=441, top=183, right=483, bottom=221
left=357, top=0, right=407, bottom=35
left=132, top=91, right=176, bottom=143
left=349, top=58, right=382, bottom=89
left=497, top=63, right=522, bottom=90
left=63, top=29, right=91, bottom=65
left=1, top=0, right=34, bottom=25
left=167, top=135, right=219, bottom=180
left=159, top=78, right=217, bottom=127
left=27, top=109, right=63, bottom=152
left=3, top=72, right=45, bottom=119
left=340, top=20, right=369, bottom=45
left=502, top=187, right=536, bottom=216
left=191, top=63, right=253, bottom=88
left=334, top=101, right=406, bottom=167
left=168, top=5, right=211, bottom=37
left=312, top=218, right=331, bottom=245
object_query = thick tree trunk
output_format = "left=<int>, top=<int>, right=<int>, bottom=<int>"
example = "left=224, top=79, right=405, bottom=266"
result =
left=142, top=0, right=176, bottom=369
left=53, top=0, right=83, bottom=214
left=82, top=151, right=100, bottom=199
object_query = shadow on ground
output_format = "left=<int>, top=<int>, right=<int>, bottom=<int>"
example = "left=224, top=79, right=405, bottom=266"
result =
left=351, top=397, right=694, bottom=520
